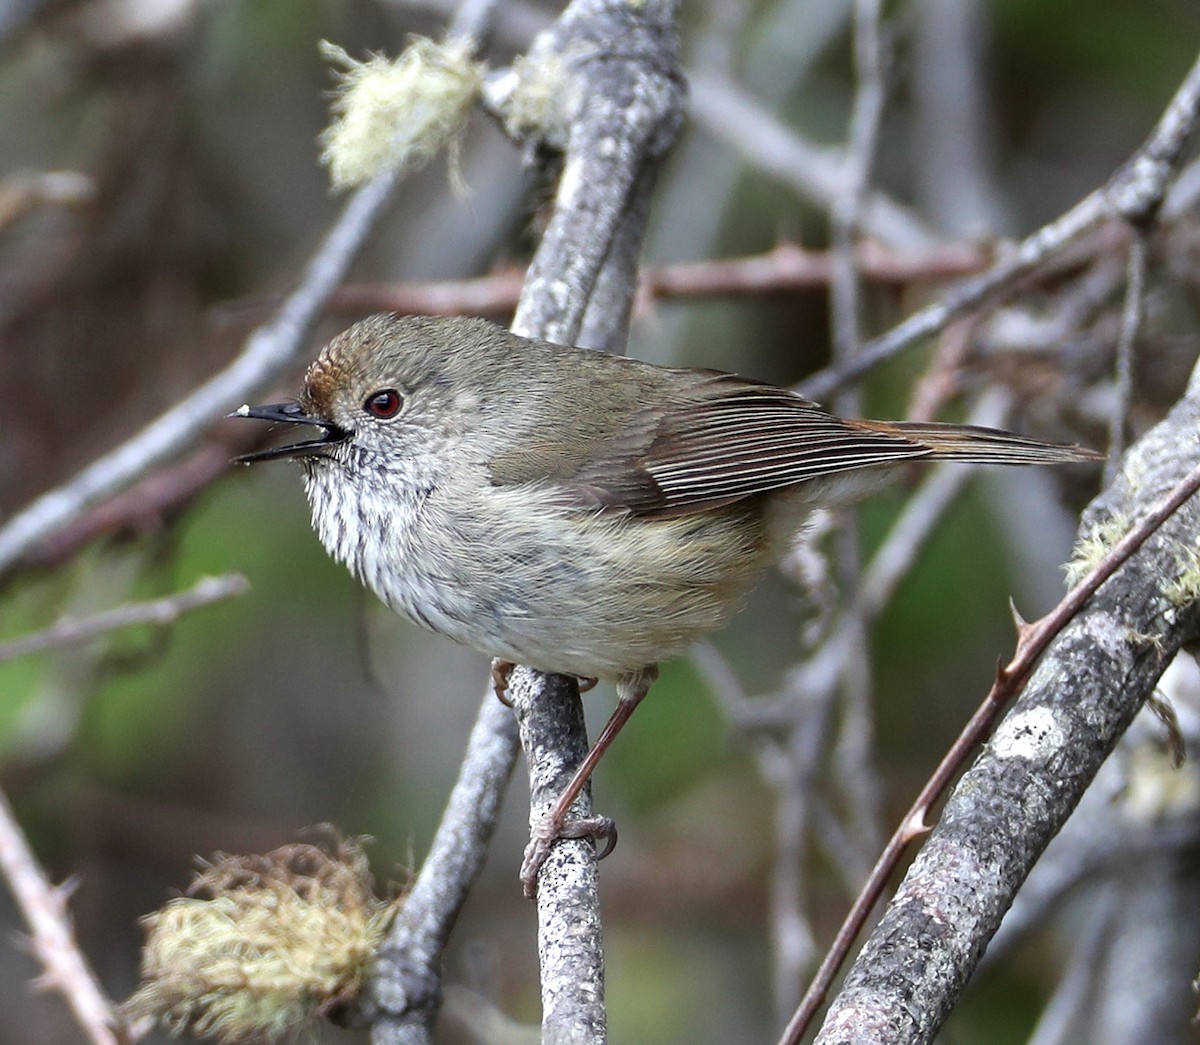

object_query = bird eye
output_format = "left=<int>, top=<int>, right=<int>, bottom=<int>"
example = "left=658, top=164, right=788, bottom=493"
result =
left=364, top=389, right=403, bottom=419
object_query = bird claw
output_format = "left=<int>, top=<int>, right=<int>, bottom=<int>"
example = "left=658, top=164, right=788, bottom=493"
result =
left=520, top=813, right=618, bottom=898
left=491, top=659, right=515, bottom=706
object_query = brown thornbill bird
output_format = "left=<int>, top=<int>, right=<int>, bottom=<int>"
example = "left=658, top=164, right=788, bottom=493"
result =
left=234, top=313, right=1100, bottom=894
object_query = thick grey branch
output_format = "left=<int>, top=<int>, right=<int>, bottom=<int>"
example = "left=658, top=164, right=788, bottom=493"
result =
left=506, top=0, right=683, bottom=347
left=813, top=368, right=1200, bottom=1042
left=368, top=694, right=519, bottom=1045
left=487, top=2, right=683, bottom=1042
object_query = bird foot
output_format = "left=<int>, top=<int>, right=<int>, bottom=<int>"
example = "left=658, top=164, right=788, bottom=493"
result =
left=520, top=812, right=618, bottom=899
left=491, top=659, right=515, bottom=706
left=492, top=663, right=597, bottom=705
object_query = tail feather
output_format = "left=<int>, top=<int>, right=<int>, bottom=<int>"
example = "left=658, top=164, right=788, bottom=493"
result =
left=847, top=418, right=1103, bottom=466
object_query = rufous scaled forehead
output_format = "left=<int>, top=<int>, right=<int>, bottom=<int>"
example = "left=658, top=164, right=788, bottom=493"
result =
left=302, top=354, right=345, bottom=415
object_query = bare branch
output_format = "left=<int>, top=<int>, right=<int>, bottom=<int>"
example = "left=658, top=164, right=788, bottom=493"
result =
left=367, top=693, right=519, bottom=1045
left=854, top=388, right=1012, bottom=619
left=0, top=574, right=249, bottom=664
left=1107, top=231, right=1149, bottom=480
left=830, top=0, right=887, bottom=365
left=824, top=0, right=889, bottom=887
left=0, top=788, right=124, bottom=1045
left=689, top=74, right=937, bottom=250
left=318, top=241, right=989, bottom=317
left=19, top=440, right=247, bottom=571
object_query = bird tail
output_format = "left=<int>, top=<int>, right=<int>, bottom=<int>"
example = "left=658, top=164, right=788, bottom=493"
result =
left=846, top=418, right=1103, bottom=466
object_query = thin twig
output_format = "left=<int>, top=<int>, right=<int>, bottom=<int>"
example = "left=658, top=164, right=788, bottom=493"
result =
left=854, top=388, right=1012, bottom=619
left=310, top=241, right=989, bottom=320
left=825, top=0, right=888, bottom=916
left=19, top=440, right=248, bottom=571
left=0, top=574, right=249, bottom=665
left=1107, top=232, right=1149, bottom=481
left=830, top=0, right=886, bottom=365
left=689, top=74, right=937, bottom=250
left=0, top=788, right=124, bottom=1045
left=780, top=455, right=1200, bottom=1045
left=693, top=643, right=834, bottom=1025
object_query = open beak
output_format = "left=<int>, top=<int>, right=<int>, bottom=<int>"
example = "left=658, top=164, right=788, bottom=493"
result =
left=229, top=402, right=349, bottom=464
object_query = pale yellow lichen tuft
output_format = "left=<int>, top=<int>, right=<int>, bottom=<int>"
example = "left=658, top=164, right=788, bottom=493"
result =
left=1063, top=512, right=1130, bottom=590
left=1164, top=539, right=1200, bottom=609
left=319, top=37, right=483, bottom=191
left=124, top=833, right=397, bottom=1043
left=500, top=52, right=572, bottom=147
left=1122, top=737, right=1200, bottom=821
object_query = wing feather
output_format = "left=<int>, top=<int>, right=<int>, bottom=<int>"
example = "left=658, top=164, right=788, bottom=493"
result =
left=561, top=378, right=931, bottom=516
left=484, top=357, right=1095, bottom=517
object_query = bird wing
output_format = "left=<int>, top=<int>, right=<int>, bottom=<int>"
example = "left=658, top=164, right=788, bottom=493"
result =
left=488, top=373, right=933, bottom=518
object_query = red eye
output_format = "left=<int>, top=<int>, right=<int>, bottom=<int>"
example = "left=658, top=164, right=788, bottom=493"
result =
left=364, top=389, right=402, bottom=419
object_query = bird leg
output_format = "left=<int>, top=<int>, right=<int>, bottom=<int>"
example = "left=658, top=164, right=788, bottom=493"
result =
left=520, top=666, right=658, bottom=898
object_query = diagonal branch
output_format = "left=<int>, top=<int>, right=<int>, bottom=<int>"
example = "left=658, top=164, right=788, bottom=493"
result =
left=366, top=693, right=519, bottom=1045
left=0, top=789, right=125, bottom=1045
left=0, top=152, right=408, bottom=579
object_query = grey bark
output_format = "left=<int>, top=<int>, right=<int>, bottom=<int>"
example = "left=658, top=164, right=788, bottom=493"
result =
left=489, top=2, right=684, bottom=1042
left=814, top=362, right=1200, bottom=1043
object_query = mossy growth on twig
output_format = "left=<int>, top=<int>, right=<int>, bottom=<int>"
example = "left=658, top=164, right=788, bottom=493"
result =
left=497, top=53, right=572, bottom=148
left=124, top=831, right=398, bottom=1043
left=319, top=37, right=483, bottom=191
left=1163, top=541, right=1200, bottom=610
left=1064, top=511, right=1130, bottom=590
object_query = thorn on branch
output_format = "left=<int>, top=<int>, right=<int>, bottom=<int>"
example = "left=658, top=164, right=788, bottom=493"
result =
left=1008, top=598, right=1032, bottom=642
left=994, top=658, right=1012, bottom=686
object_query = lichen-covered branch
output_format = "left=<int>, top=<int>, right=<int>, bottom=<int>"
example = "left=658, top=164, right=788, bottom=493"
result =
left=811, top=358, right=1200, bottom=1044
left=482, top=2, right=683, bottom=1041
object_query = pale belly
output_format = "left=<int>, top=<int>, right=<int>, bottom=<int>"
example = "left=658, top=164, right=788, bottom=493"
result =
left=306, top=465, right=781, bottom=681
